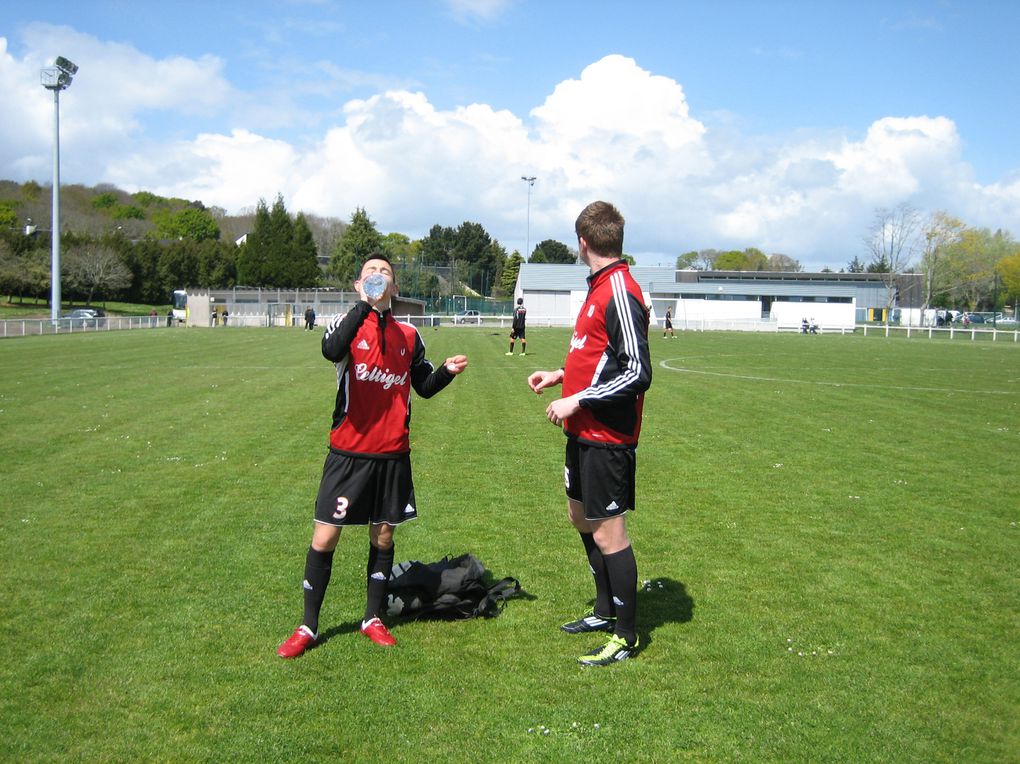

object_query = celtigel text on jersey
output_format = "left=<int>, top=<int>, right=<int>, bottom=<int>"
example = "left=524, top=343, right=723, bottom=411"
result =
left=322, top=302, right=454, bottom=456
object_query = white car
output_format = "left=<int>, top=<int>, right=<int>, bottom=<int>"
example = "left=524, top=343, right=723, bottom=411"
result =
left=452, top=310, right=482, bottom=325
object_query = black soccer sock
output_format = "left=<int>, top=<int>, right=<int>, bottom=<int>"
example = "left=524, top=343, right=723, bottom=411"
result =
left=302, top=547, right=334, bottom=635
left=364, top=543, right=395, bottom=622
left=603, top=545, right=638, bottom=645
left=579, top=532, right=614, bottom=619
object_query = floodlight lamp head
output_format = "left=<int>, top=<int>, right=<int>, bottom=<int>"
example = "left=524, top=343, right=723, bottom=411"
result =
left=55, top=56, right=78, bottom=75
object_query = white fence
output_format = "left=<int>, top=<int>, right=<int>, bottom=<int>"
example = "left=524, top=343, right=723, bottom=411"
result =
left=3, top=314, right=1019, bottom=342
left=0, top=315, right=170, bottom=337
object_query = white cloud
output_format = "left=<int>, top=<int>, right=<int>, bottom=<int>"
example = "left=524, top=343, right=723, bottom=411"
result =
left=2, top=30, right=1018, bottom=270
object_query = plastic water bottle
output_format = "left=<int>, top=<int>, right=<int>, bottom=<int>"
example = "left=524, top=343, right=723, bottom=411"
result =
left=363, top=273, right=387, bottom=300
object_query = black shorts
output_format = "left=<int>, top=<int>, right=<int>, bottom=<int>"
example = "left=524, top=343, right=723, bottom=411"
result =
left=314, top=450, right=417, bottom=527
left=564, top=438, right=636, bottom=521
left=511, top=327, right=526, bottom=339
left=664, top=318, right=673, bottom=329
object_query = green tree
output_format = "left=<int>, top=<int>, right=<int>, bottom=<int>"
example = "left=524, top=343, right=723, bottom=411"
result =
left=151, top=206, right=220, bottom=242
left=743, top=247, right=768, bottom=270
left=381, top=232, right=417, bottom=265
left=91, top=192, right=118, bottom=210
left=714, top=250, right=748, bottom=270
left=945, top=228, right=1015, bottom=310
left=0, top=202, right=17, bottom=230
left=119, top=239, right=164, bottom=303
left=287, top=213, right=322, bottom=286
left=196, top=239, right=238, bottom=289
left=488, top=239, right=509, bottom=295
left=846, top=256, right=866, bottom=273
left=529, top=239, right=575, bottom=264
left=996, top=250, right=1020, bottom=318
left=329, top=207, right=383, bottom=286
left=234, top=195, right=318, bottom=288
left=418, top=224, right=456, bottom=266
left=158, top=240, right=201, bottom=294
left=453, top=221, right=499, bottom=294
left=498, top=251, right=524, bottom=296
left=676, top=251, right=699, bottom=270
left=236, top=199, right=272, bottom=285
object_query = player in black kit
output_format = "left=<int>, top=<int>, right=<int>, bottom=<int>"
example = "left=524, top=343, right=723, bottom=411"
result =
left=506, top=298, right=527, bottom=356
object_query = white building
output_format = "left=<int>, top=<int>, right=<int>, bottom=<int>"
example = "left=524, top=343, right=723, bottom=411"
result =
left=513, top=264, right=921, bottom=332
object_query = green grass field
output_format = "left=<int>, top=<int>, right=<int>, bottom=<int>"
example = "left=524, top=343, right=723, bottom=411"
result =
left=1, top=326, right=1017, bottom=762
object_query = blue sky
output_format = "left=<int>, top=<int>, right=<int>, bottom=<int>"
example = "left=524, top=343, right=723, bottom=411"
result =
left=3, top=0, right=1019, bottom=270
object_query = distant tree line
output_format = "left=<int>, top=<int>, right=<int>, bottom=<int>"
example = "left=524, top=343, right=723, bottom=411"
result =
left=0, top=182, right=532, bottom=306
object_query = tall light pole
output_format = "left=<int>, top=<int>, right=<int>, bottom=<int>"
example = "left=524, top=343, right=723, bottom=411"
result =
left=521, top=176, right=536, bottom=260
left=41, top=56, right=78, bottom=324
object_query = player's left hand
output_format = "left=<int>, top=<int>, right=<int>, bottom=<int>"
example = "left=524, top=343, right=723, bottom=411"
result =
left=444, top=355, right=468, bottom=375
left=546, top=395, right=580, bottom=426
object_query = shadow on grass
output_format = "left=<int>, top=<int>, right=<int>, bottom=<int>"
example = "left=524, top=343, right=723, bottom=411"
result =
left=636, top=578, right=694, bottom=650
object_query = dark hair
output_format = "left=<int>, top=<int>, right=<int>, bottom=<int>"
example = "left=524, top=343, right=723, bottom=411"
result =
left=359, top=251, right=394, bottom=272
left=516, top=297, right=523, bottom=305
left=575, top=201, right=624, bottom=257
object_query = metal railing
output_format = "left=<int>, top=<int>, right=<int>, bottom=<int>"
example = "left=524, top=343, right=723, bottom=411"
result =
left=3, top=314, right=1018, bottom=342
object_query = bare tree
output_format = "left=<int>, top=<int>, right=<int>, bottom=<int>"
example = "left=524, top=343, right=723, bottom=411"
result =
left=918, top=211, right=966, bottom=318
left=65, top=244, right=132, bottom=305
left=766, top=253, right=802, bottom=272
left=865, top=204, right=922, bottom=323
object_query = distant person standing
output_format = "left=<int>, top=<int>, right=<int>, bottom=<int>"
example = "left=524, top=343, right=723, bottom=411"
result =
left=507, top=298, right=528, bottom=356
left=527, top=201, right=651, bottom=667
left=663, top=307, right=675, bottom=339
left=222, top=309, right=229, bottom=327
left=304, top=306, right=316, bottom=331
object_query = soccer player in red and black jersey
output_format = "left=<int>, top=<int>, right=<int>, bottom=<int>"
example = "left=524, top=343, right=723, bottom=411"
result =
left=278, top=254, right=468, bottom=657
left=528, top=201, right=651, bottom=666
left=506, top=298, right=527, bottom=356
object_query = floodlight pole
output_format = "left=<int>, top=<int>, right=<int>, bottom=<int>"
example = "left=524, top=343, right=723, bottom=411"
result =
left=50, top=85, right=62, bottom=324
left=42, top=57, right=77, bottom=324
left=521, top=176, right=536, bottom=260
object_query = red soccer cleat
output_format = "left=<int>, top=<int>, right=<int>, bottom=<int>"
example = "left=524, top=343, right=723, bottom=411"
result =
left=360, top=617, right=396, bottom=646
left=277, top=625, right=317, bottom=658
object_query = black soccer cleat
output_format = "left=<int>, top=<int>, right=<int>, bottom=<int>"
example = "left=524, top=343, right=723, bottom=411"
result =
left=560, top=611, right=616, bottom=634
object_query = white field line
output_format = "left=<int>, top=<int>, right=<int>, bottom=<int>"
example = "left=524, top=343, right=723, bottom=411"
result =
left=659, top=358, right=1017, bottom=396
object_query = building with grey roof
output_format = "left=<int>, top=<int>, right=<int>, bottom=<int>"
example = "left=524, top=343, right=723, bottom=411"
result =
left=513, top=264, right=922, bottom=331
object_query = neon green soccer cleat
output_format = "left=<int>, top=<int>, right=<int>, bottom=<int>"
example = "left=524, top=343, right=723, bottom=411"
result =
left=578, top=634, right=638, bottom=666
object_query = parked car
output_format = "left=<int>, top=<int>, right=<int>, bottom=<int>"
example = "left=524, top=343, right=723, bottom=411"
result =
left=60, top=308, right=106, bottom=328
left=452, top=309, right=482, bottom=325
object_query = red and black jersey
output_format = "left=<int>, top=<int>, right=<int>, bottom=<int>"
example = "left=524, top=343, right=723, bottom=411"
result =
left=512, top=305, right=527, bottom=331
left=322, top=302, right=454, bottom=457
left=562, top=260, right=651, bottom=447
